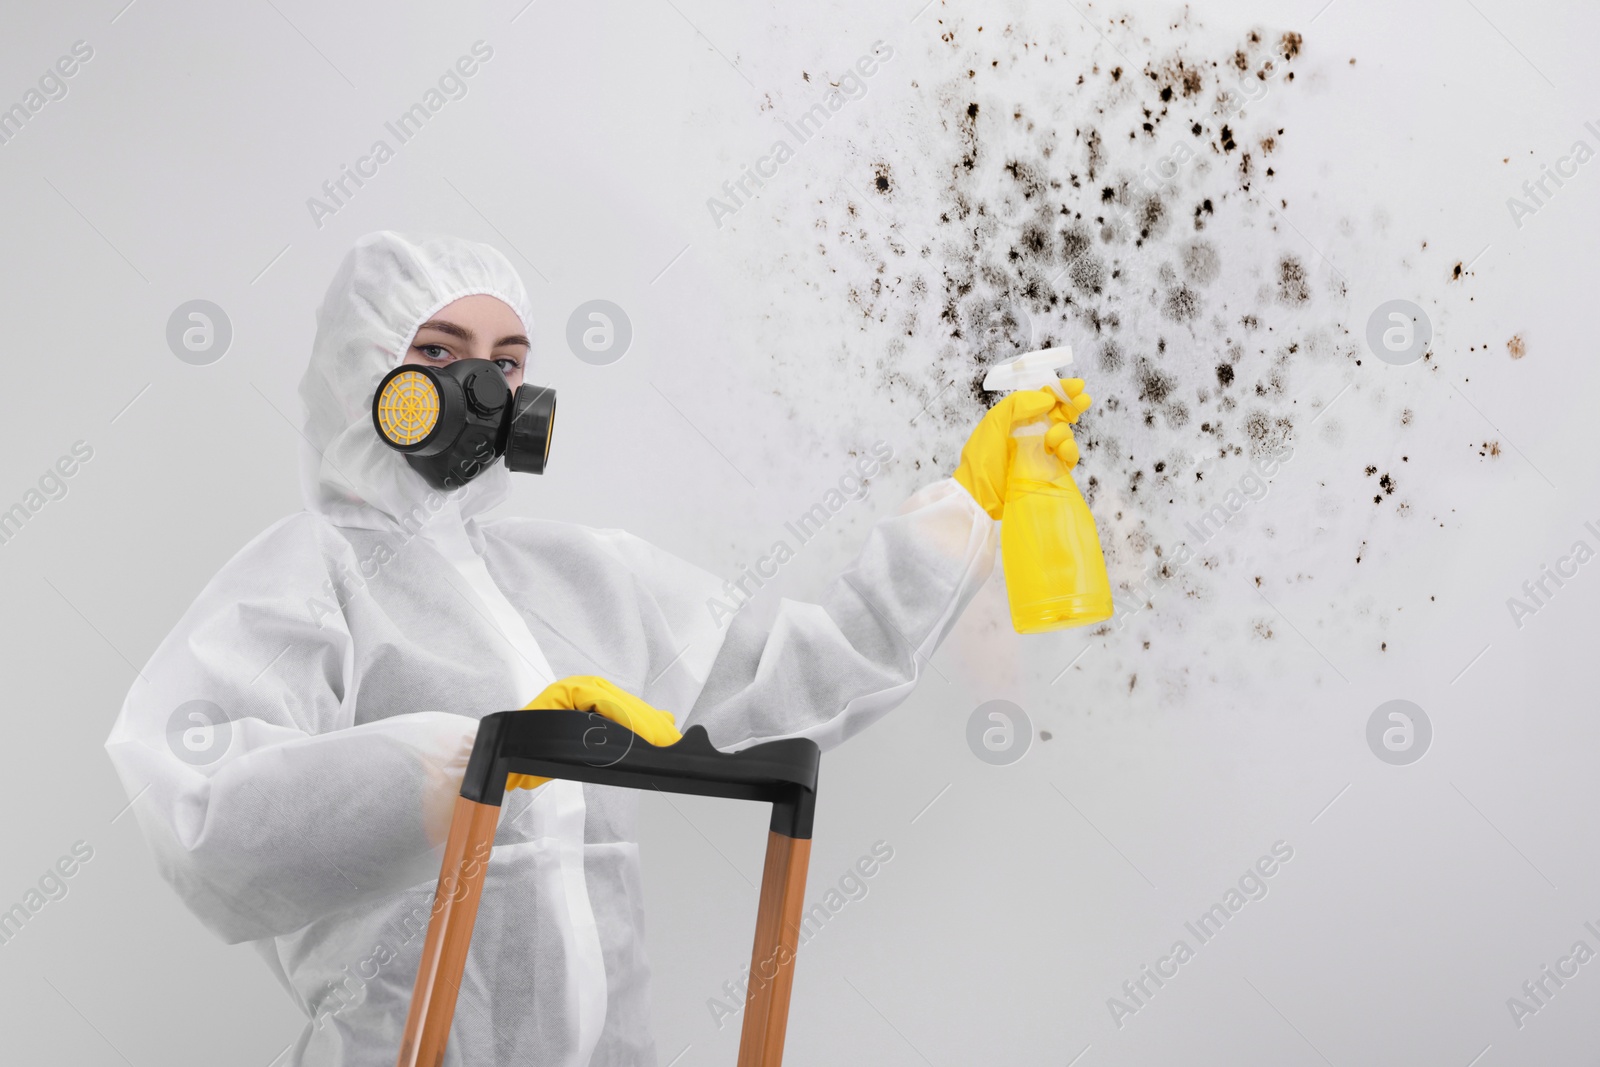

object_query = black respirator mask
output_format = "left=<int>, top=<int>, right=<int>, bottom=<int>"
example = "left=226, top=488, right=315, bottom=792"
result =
left=371, top=361, right=556, bottom=490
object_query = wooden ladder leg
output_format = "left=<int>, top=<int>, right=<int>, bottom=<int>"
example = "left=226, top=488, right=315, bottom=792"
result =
left=395, top=796, right=502, bottom=1067
left=736, top=831, right=813, bottom=1067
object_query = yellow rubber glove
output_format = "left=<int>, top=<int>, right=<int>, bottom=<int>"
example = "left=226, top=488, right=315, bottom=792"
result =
left=506, top=675, right=683, bottom=791
left=953, top=378, right=1093, bottom=521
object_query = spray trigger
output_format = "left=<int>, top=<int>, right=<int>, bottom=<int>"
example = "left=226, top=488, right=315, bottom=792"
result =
left=982, top=346, right=1074, bottom=395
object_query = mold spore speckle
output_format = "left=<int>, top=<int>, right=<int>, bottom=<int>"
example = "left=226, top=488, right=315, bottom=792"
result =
left=1182, top=240, right=1222, bottom=284
left=705, top=5, right=1418, bottom=703
left=800, top=14, right=1346, bottom=593
left=1276, top=256, right=1311, bottom=305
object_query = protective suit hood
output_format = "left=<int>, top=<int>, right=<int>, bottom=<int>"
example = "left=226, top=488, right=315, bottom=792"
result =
left=298, top=230, right=535, bottom=530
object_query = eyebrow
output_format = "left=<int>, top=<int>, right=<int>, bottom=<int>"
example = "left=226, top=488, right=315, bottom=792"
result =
left=414, top=320, right=530, bottom=349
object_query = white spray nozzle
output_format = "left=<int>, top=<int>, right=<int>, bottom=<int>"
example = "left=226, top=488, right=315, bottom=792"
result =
left=981, top=346, right=1073, bottom=393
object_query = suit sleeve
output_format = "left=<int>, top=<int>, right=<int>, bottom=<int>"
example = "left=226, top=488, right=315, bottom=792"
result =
left=598, top=478, right=997, bottom=754
left=103, top=515, right=477, bottom=944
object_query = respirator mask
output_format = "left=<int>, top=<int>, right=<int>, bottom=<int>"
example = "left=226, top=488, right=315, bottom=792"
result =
left=371, top=360, right=556, bottom=490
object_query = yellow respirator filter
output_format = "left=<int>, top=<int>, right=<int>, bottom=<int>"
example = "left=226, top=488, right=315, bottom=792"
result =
left=375, top=369, right=441, bottom=447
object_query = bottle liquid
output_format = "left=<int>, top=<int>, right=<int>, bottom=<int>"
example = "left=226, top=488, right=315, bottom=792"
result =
left=983, top=347, right=1114, bottom=633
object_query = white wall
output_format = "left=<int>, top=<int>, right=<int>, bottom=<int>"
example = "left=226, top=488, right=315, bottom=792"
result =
left=0, top=0, right=1593, bottom=1063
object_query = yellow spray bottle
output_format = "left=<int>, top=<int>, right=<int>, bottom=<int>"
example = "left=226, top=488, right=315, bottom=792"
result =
left=982, top=347, right=1114, bottom=633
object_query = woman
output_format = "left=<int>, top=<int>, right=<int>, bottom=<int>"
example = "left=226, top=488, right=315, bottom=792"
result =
left=104, top=231, right=1087, bottom=1065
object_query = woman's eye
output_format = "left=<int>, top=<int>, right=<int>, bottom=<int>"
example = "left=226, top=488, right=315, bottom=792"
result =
left=415, top=344, right=452, bottom=361
left=494, top=358, right=522, bottom=375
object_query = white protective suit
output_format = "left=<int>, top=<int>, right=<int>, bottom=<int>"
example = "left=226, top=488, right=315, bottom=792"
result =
left=104, top=231, right=996, bottom=1066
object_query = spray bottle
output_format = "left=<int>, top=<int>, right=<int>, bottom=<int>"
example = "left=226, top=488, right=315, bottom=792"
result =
left=982, top=346, right=1114, bottom=633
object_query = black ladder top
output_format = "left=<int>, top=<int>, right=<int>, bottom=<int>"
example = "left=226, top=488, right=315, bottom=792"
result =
left=460, top=709, right=821, bottom=839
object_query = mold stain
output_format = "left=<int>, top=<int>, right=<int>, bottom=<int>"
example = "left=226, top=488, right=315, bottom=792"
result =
left=712, top=6, right=1420, bottom=703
